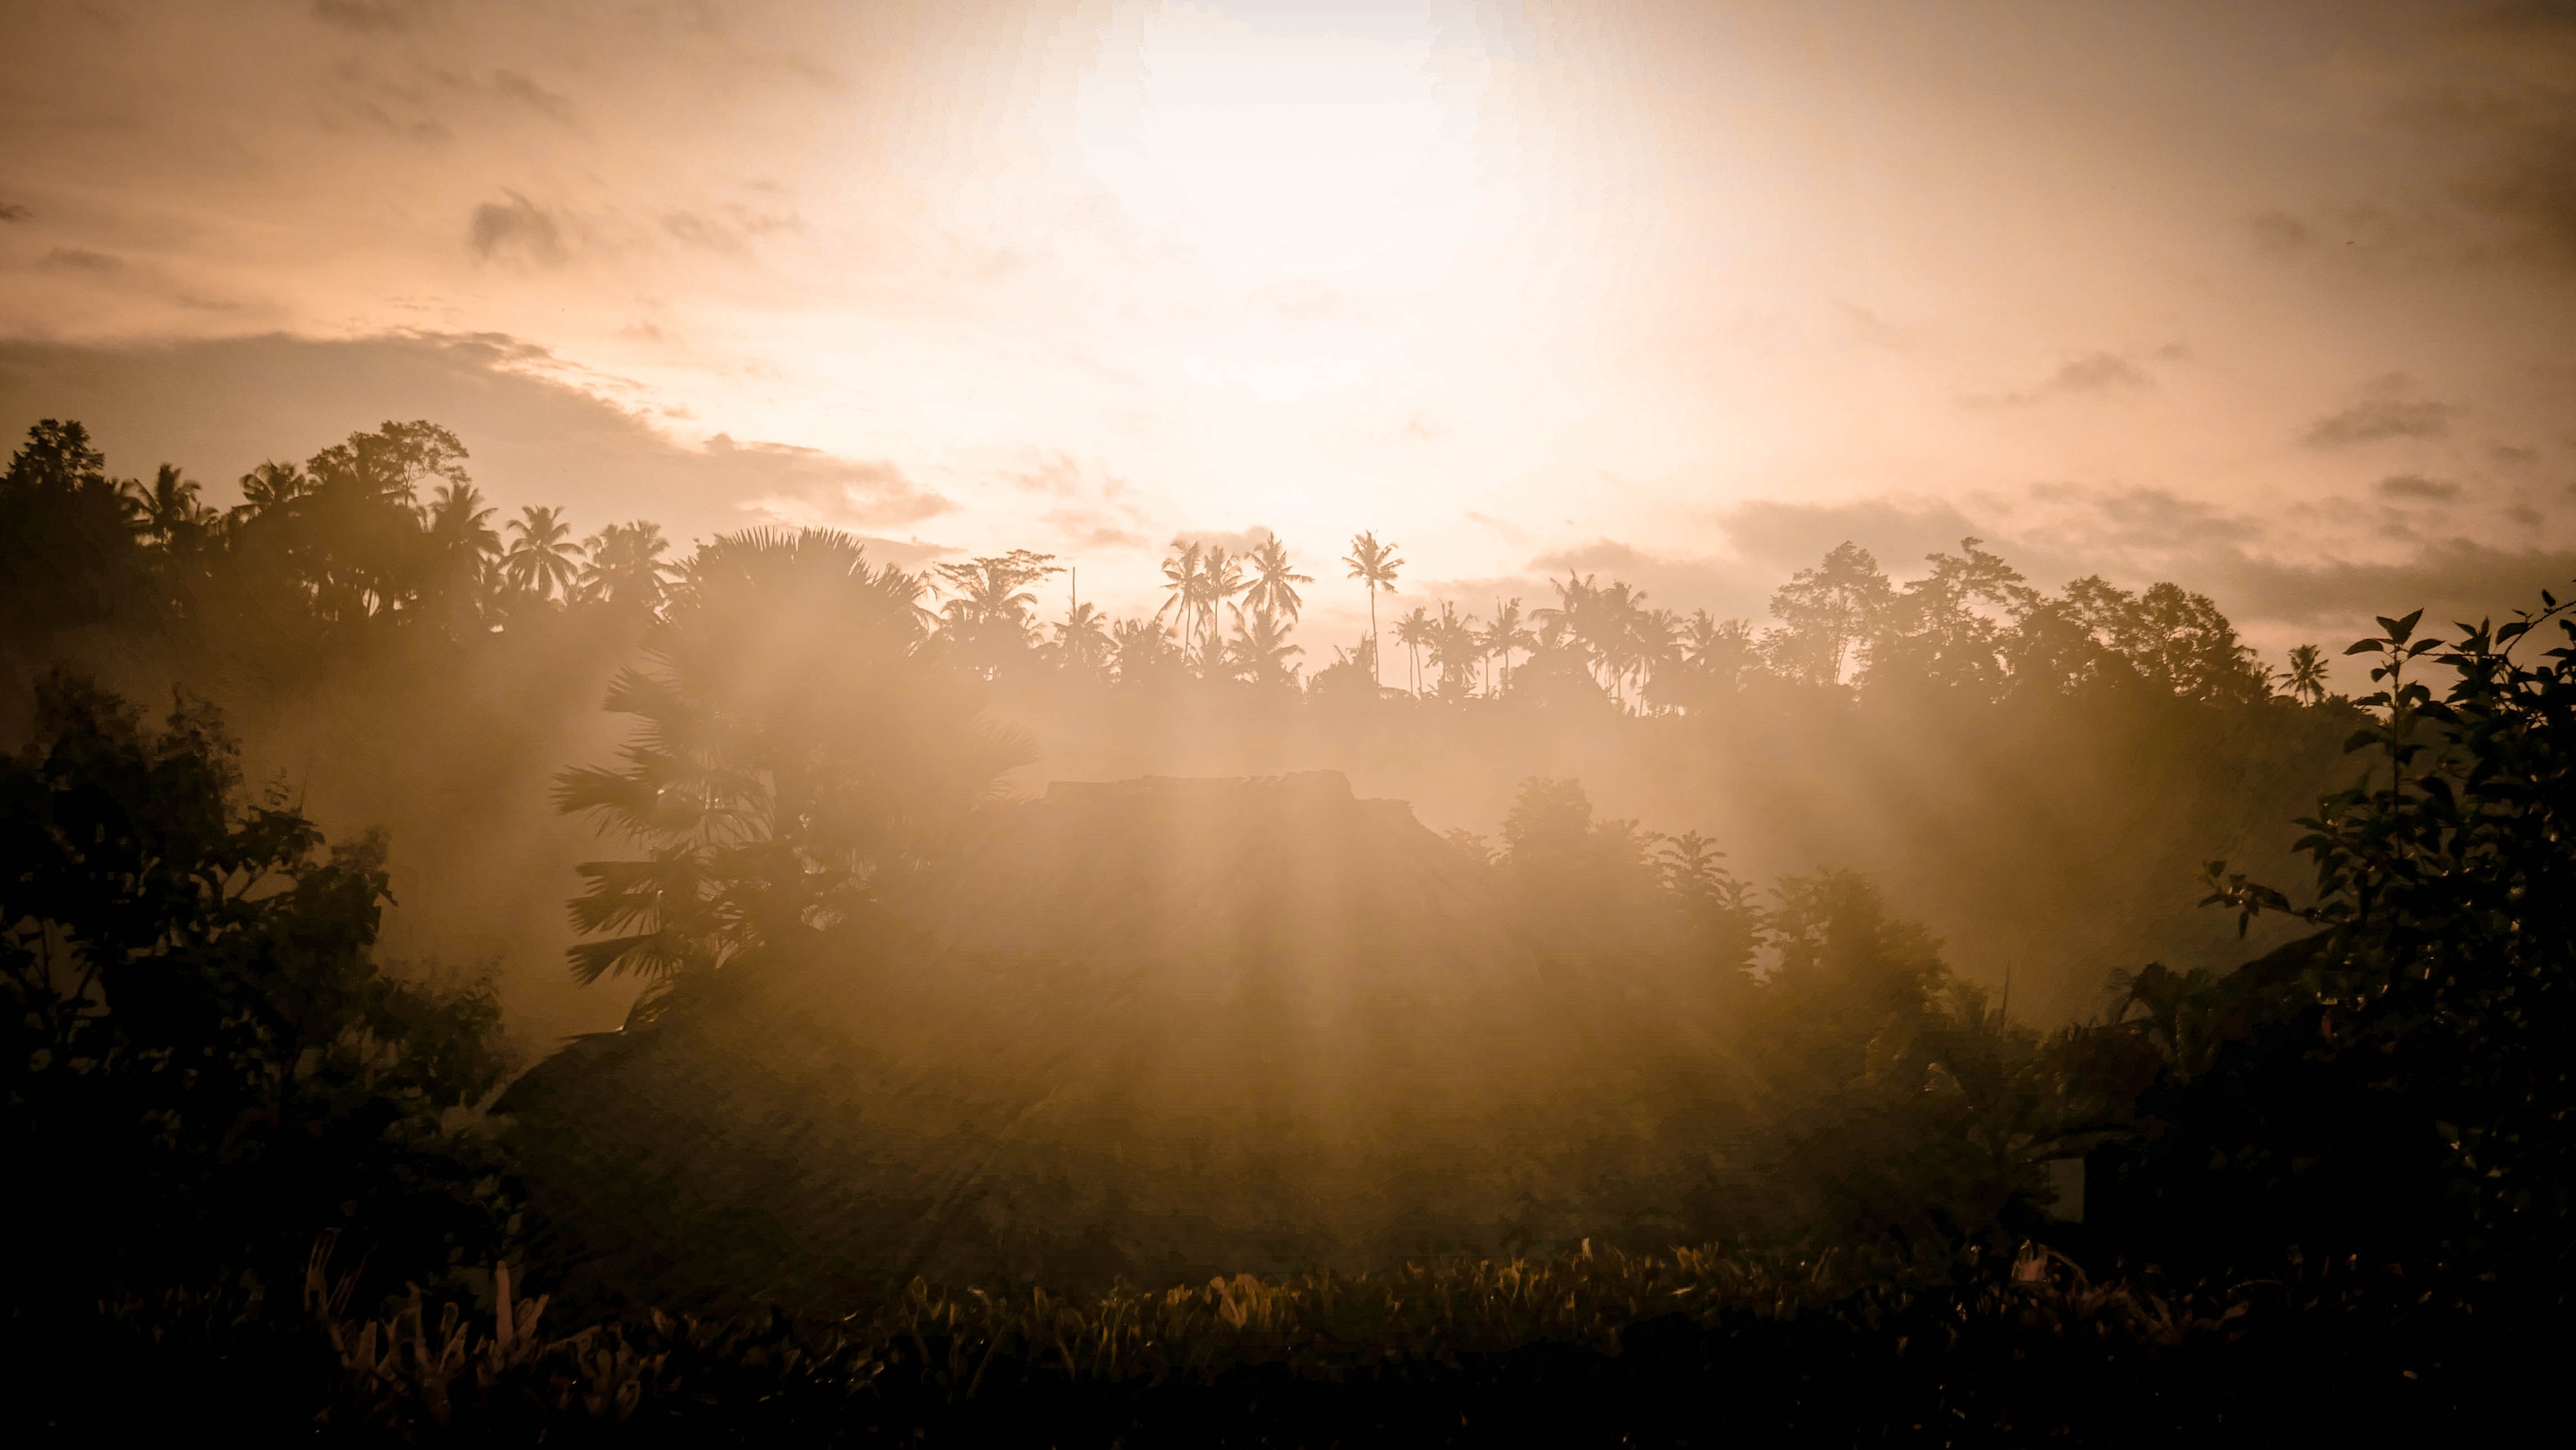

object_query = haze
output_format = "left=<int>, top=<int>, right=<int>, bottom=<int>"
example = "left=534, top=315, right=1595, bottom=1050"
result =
left=5, top=0, right=2572, bottom=658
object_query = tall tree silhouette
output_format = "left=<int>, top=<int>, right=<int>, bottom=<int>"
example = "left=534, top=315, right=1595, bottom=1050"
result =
left=1225, top=603, right=1305, bottom=687
left=232, top=461, right=311, bottom=519
left=1485, top=597, right=1531, bottom=695
left=934, top=550, right=1060, bottom=676
left=553, top=528, right=1030, bottom=1012
left=1244, top=536, right=1313, bottom=624
left=1395, top=605, right=1433, bottom=695
left=126, top=464, right=217, bottom=547
left=1764, top=542, right=1893, bottom=687
left=1427, top=600, right=1482, bottom=701
left=1342, top=532, right=1403, bottom=690
left=0, top=420, right=149, bottom=644
left=2285, top=643, right=2329, bottom=706
left=1111, top=615, right=1184, bottom=682
left=504, top=504, right=581, bottom=604
left=1051, top=599, right=1113, bottom=675
left=576, top=520, right=676, bottom=611
left=1154, top=541, right=1203, bottom=666
left=422, top=482, right=501, bottom=631
left=1198, top=547, right=1247, bottom=667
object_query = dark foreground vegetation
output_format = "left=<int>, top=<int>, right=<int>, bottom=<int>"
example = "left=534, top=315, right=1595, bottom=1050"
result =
left=5, top=417, right=2572, bottom=1440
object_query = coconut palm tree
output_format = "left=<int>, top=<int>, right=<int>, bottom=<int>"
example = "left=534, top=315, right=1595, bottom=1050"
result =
left=232, top=461, right=311, bottom=520
left=1342, top=531, right=1403, bottom=688
left=421, top=482, right=502, bottom=629
left=2284, top=643, right=2330, bottom=706
left=934, top=550, right=1061, bottom=676
left=1394, top=605, right=1433, bottom=695
left=1198, top=546, right=1247, bottom=666
left=427, top=482, right=499, bottom=558
left=1532, top=572, right=1606, bottom=689
left=1426, top=601, right=1483, bottom=701
left=504, top=504, right=581, bottom=603
left=1111, top=616, right=1185, bottom=681
left=1154, top=541, right=1203, bottom=662
left=1244, top=536, right=1313, bottom=624
left=1051, top=598, right=1113, bottom=674
left=1486, top=597, right=1533, bottom=696
left=1225, top=604, right=1305, bottom=687
left=555, top=526, right=1024, bottom=1010
left=1630, top=605, right=1681, bottom=712
left=578, top=520, right=676, bottom=611
left=124, top=465, right=218, bottom=546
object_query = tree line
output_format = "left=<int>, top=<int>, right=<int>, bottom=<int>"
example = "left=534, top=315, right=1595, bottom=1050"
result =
left=3, top=416, right=2335, bottom=714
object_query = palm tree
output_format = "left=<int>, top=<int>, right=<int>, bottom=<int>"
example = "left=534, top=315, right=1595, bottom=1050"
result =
left=505, top=504, right=581, bottom=602
left=1394, top=605, right=1433, bottom=695
left=125, top=464, right=217, bottom=546
left=1198, top=546, right=1247, bottom=666
left=578, top=520, right=676, bottom=610
left=1426, top=600, right=1482, bottom=701
left=1111, top=616, right=1184, bottom=680
left=1154, top=541, right=1203, bottom=662
left=2284, top=643, right=2329, bottom=706
left=1225, top=605, right=1305, bottom=687
left=232, top=461, right=310, bottom=519
left=1630, top=605, right=1681, bottom=712
left=1342, top=531, right=1403, bottom=688
left=1244, top=536, right=1313, bottom=624
left=422, top=482, right=502, bottom=629
left=1486, top=597, right=1533, bottom=695
left=554, top=526, right=1029, bottom=1012
left=1533, top=572, right=1605, bottom=693
left=1052, top=598, right=1113, bottom=674
left=934, top=550, right=1061, bottom=674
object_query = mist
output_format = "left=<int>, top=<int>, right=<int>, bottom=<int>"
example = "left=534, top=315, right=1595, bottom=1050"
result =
left=5, top=3, right=2572, bottom=1441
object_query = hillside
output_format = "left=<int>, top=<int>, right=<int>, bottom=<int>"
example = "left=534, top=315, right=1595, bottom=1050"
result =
left=506, top=774, right=1589, bottom=1309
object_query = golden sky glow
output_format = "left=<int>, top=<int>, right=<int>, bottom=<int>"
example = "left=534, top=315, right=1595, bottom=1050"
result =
left=4, top=1, right=2573, bottom=653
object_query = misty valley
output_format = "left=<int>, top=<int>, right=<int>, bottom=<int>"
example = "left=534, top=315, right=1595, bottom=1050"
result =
left=4, top=415, right=2569, bottom=1442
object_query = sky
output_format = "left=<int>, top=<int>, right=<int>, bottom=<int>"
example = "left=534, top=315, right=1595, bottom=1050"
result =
left=4, top=0, right=2573, bottom=668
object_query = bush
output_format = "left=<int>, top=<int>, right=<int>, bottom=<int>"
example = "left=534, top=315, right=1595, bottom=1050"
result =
left=1, top=673, right=516, bottom=1317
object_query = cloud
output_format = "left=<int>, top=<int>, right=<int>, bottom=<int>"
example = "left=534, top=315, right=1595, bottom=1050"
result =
left=661, top=211, right=744, bottom=253
left=1039, top=510, right=1149, bottom=550
left=2192, top=540, right=2576, bottom=633
left=2375, top=473, right=2461, bottom=501
left=2303, top=398, right=2453, bottom=448
left=0, top=331, right=934, bottom=545
left=1169, top=525, right=1279, bottom=555
left=992, top=455, right=1150, bottom=547
left=1713, top=497, right=1992, bottom=575
left=489, top=69, right=574, bottom=124
left=711, top=436, right=954, bottom=527
left=310, top=0, right=442, bottom=34
left=467, top=193, right=565, bottom=266
left=1518, top=539, right=1769, bottom=619
left=1001, top=453, right=1097, bottom=496
left=2035, top=352, right=2153, bottom=396
left=2249, top=209, right=2313, bottom=255
left=2024, top=482, right=2262, bottom=554
left=1969, top=350, right=2157, bottom=407
left=40, top=248, right=125, bottom=273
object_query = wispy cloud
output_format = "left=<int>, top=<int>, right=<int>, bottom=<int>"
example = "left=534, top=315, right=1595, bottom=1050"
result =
left=2304, top=398, right=2453, bottom=448
left=467, top=193, right=565, bottom=267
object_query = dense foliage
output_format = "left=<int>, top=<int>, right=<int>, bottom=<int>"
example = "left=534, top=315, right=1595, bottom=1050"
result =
left=1, top=675, right=514, bottom=1316
left=6, top=411, right=2570, bottom=1438
left=2098, top=596, right=2576, bottom=1282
